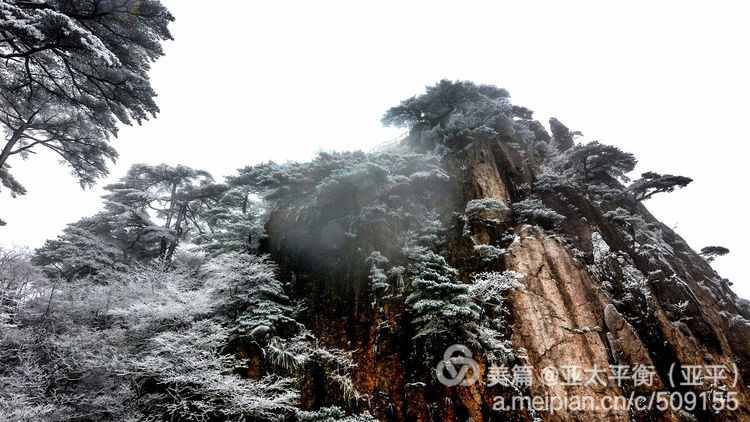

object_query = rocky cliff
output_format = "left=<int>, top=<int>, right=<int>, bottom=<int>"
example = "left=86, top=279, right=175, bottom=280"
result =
left=256, top=81, right=750, bottom=421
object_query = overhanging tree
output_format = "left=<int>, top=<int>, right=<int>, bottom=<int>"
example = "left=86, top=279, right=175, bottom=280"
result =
left=0, top=0, right=173, bottom=221
left=629, top=171, right=693, bottom=201
left=700, top=246, right=730, bottom=263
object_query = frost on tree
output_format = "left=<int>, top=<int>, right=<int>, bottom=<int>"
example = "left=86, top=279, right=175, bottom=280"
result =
left=565, top=141, right=637, bottom=182
left=404, top=247, right=480, bottom=351
left=103, top=163, right=224, bottom=261
left=31, top=163, right=232, bottom=281
left=382, top=79, right=515, bottom=150
left=511, top=198, right=566, bottom=229
left=0, top=0, right=173, bottom=223
left=32, top=222, right=130, bottom=283
left=1, top=248, right=375, bottom=421
left=469, top=271, right=524, bottom=363
left=629, top=171, right=693, bottom=201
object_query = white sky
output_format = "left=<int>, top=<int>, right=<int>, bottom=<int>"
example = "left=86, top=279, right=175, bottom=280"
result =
left=1, top=1, right=747, bottom=298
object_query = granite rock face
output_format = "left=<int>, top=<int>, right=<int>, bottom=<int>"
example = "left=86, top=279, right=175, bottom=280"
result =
left=262, top=110, right=749, bottom=422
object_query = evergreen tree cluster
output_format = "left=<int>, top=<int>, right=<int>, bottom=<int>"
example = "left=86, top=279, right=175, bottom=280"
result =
left=0, top=247, right=375, bottom=421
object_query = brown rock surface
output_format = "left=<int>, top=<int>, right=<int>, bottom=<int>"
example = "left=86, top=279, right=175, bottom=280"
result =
left=506, top=227, right=629, bottom=421
left=264, top=132, right=750, bottom=421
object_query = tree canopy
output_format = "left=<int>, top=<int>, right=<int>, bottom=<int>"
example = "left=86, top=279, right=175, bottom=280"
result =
left=0, top=0, right=173, bottom=221
left=566, top=141, right=637, bottom=182
left=382, top=80, right=516, bottom=150
left=629, top=171, right=693, bottom=201
left=34, top=163, right=224, bottom=281
left=700, top=246, right=730, bottom=262
left=103, top=163, right=224, bottom=261
left=382, top=80, right=510, bottom=129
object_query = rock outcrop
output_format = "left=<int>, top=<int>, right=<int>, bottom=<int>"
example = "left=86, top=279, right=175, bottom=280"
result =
left=259, top=82, right=749, bottom=421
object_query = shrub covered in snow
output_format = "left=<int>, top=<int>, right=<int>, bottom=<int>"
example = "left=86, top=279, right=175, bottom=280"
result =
left=0, top=254, right=372, bottom=421
left=202, top=253, right=297, bottom=337
left=512, top=198, right=565, bottom=229
left=473, top=244, right=506, bottom=263
left=469, top=271, right=525, bottom=363
left=469, top=271, right=525, bottom=301
left=465, top=198, right=510, bottom=221
left=296, top=406, right=378, bottom=422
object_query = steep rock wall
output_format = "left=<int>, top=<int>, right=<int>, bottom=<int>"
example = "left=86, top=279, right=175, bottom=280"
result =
left=262, top=134, right=750, bottom=421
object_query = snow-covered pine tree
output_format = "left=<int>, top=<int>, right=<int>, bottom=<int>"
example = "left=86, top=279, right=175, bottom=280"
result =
left=193, top=186, right=266, bottom=255
left=32, top=223, right=127, bottom=283
left=0, top=0, right=173, bottom=209
left=382, top=79, right=515, bottom=150
left=565, top=141, right=638, bottom=182
left=404, top=248, right=480, bottom=353
left=35, top=163, right=229, bottom=278
left=103, top=163, right=225, bottom=261
left=512, top=198, right=566, bottom=229
left=203, top=252, right=298, bottom=338
left=629, top=171, right=693, bottom=201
